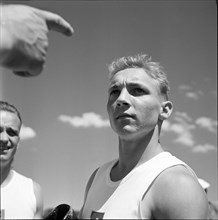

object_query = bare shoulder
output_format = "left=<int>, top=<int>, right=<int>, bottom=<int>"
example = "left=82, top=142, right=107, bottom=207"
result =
left=143, top=165, right=209, bottom=219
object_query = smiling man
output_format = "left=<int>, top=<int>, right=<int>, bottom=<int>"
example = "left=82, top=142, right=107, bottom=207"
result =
left=78, top=54, right=209, bottom=219
left=0, top=101, right=43, bottom=219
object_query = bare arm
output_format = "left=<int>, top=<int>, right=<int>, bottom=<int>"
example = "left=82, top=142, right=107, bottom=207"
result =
left=141, top=166, right=209, bottom=219
left=77, top=168, right=99, bottom=219
left=33, top=181, right=43, bottom=219
left=0, top=4, right=74, bottom=77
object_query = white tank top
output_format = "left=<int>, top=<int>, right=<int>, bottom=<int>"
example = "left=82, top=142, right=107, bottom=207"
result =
left=81, top=152, right=198, bottom=219
left=0, top=170, right=36, bottom=219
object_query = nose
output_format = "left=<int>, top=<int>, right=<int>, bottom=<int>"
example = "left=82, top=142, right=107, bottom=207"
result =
left=0, top=131, right=9, bottom=144
left=116, top=88, right=130, bottom=107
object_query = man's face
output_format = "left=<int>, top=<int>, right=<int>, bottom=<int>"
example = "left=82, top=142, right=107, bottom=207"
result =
left=107, top=68, right=162, bottom=140
left=0, top=111, right=21, bottom=166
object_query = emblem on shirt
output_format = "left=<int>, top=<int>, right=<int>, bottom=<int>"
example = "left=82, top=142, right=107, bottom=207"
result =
left=91, top=210, right=104, bottom=219
left=0, top=209, right=5, bottom=219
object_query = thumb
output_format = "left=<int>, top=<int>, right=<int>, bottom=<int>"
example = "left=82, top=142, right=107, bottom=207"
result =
left=38, top=9, right=74, bottom=36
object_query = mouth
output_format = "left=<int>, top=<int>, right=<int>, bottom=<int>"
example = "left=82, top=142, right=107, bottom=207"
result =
left=0, top=146, right=12, bottom=151
left=116, top=113, right=134, bottom=120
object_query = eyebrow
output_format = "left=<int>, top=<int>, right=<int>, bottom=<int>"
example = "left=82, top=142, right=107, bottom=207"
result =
left=108, top=84, right=118, bottom=89
left=108, top=82, right=152, bottom=93
left=111, top=81, right=151, bottom=87
left=0, top=126, right=19, bottom=133
left=129, top=82, right=148, bottom=87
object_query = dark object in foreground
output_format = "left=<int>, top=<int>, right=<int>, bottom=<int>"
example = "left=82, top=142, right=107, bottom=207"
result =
left=44, top=204, right=74, bottom=220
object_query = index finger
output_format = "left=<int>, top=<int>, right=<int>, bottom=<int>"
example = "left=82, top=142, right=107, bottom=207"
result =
left=38, top=10, right=74, bottom=36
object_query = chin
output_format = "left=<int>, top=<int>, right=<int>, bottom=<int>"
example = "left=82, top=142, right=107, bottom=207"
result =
left=115, top=126, right=138, bottom=138
left=116, top=125, right=154, bottom=140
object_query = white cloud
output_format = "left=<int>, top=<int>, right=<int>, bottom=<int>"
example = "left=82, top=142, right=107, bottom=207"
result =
left=192, top=144, right=217, bottom=153
left=20, top=125, right=36, bottom=140
left=173, top=131, right=195, bottom=147
left=185, top=92, right=200, bottom=100
left=162, top=111, right=217, bottom=153
left=195, top=117, right=217, bottom=133
left=187, top=90, right=203, bottom=100
left=162, top=112, right=217, bottom=152
left=174, top=111, right=193, bottom=123
left=170, top=123, right=186, bottom=134
left=162, top=122, right=195, bottom=147
left=178, top=84, right=203, bottom=100
left=162, top=111, right=195, bottom=147
left=58, top=112, right=110, bottom=128
left=178, top=85, right=192, bottom=91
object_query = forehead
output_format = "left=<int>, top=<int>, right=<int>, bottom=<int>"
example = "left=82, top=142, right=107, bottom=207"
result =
left=0, top=111, right=21, bottom=128
left=109, top=68, right=159, bottom=90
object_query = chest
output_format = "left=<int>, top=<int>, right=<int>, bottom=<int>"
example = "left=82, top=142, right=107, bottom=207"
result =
left=81, top=171, right=153, bottom=219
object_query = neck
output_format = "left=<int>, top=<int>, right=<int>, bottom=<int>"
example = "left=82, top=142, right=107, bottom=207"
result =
left=1, top=163, right=12, bottom=185
left=112, top=126, right=164, bottom=181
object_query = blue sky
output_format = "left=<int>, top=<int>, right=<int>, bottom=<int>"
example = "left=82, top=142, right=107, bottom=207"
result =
left=1, top=0, right=217, bottom=211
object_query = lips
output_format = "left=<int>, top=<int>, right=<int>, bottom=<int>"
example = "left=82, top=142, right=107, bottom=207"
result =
left=116, top=113, right=134, bottom=120
left=0, top=145, right=12, bottom=151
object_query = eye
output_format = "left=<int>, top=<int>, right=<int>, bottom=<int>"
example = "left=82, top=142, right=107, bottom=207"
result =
left=131, top=88, right=147, bottom=96
left=109, top=89, right=120, bottom=96
left=7, top=128, right=19, bottom=137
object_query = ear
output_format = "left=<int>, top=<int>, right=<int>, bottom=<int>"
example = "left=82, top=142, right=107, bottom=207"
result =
left=159, top=101, right=173, bottom=120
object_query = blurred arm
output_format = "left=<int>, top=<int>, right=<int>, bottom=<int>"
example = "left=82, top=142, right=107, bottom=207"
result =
left=0, top=4, right=74, bottom=77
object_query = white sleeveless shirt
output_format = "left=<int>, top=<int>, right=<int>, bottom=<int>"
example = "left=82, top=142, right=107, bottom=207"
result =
left=0, top=170, right=36, bottom=219
left=81, top=152, right=198, bottom=219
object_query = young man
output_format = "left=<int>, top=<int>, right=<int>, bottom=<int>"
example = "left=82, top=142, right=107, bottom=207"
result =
left=0, top=4, right=74, bottom=77
left=78, top=54, right=209, bottom=219
left=0, top=101, right=43, bottom=219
